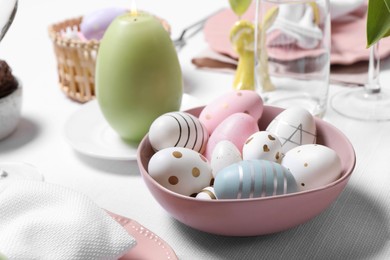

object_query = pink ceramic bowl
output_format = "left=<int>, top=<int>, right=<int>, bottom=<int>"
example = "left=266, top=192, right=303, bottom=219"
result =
left=137, top=106, right=356, bottom=236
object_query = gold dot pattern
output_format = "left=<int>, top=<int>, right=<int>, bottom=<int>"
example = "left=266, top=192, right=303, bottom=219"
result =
left=237, top=92, right=243, bottom=96
left=192, top=167, right=200, bottom=177
left=263, top=144, right=270, bottom=152
left=172, top=151, right=182, bottom=158
left=275, top=152, right=280, bottom=160
left=268, top=135, right=276, bottom=141
left=205, top=114, right=212, bottom=120
left=168, top=176, right=179, bottom=185
left=304, top=163, right=308, bottom=167
left=222, top=103, right=229, bottom=109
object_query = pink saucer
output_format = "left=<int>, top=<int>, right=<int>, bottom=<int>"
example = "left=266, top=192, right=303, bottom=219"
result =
left=108, top=212, right=178, bottom=260
left=204, top=4, right=390, bottom=65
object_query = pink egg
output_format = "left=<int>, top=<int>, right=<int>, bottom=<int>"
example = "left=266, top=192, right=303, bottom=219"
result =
left=204, top=113, right=259, bottom=160
left=199, top=90, right=263, bottom=134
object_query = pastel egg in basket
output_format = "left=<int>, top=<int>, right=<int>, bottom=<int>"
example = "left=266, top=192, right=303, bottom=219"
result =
left=136, top=105, right=356, bottom=236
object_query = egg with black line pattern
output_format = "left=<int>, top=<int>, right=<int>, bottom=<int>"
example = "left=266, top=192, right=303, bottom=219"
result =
left=148, top=147, right=213, bottom=196
left=149, top=112, right=209, bottom=153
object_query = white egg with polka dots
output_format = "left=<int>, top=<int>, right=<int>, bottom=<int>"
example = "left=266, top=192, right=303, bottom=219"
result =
left=281, top=144, right=342, bottom=192
left=148, top=147, right=213, bottom=196
left=242, top=131, right=283, bottom=163
left=211, top=140, right=242, bottom=178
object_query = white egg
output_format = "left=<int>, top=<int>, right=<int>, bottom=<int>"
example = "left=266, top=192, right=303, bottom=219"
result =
left=281, top=144, right=342, bottom=191
left=149, top=112, right=209, bottom=153
left=195, top=187, right=217, bottom=200
left=266, top=107, right=316, bottom=154
left=211, top=140, right=242, bottom=178
left=148, top=147, right=213, bottom=196
left=242, top=131, right=283, bottom=163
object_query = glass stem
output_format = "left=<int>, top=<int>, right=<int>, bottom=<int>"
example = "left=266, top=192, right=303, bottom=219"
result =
left=366, top=42, right=381, bottom=94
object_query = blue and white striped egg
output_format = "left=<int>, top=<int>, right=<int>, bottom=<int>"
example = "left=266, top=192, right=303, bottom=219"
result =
left=281, top=144, right=342, bottom=191
left=214, top=160, right=297, bottom=199
left=242, top=131, right=283, bottom=163
left=148, top=147, right=213, bottom=196
left=149, top=112, right=209, bottom=153
left=195, top=186, right=217, bottom=200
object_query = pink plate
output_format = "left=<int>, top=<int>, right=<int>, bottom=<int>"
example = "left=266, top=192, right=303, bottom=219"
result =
left=137, top=106, right=356, bottom=236
left=108, top=212, right=178, bottom=259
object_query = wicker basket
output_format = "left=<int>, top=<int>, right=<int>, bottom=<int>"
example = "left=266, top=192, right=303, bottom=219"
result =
left=48, top=15, right=171, bottom=103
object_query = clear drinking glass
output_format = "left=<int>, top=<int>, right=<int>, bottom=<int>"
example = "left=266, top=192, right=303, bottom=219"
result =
left=255, top=0, right=331, bottom=117
left=331, top=42, right=390, bottom=121
left=0, top=0, right=18, bottom=42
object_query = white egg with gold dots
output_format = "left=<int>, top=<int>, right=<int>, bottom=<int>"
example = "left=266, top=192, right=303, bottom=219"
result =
left=281, top=144, right=342, bottom=191
left=242, top=131, right=283, bottom=163
left=211, top=140, right=242, bottom=178
left=148, top=147, right=213, bottom=196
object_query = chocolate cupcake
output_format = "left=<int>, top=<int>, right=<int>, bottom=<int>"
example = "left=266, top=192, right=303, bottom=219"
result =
left=0, top=60, right=18, bottom=99
left=0, top=59, right=21, bottom=140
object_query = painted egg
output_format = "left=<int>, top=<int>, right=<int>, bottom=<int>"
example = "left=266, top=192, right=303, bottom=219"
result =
left=281, top=144, right=342, bottom=191
left=242, top=131, right=282, bottom=163
left=204, top=113, right=259, bottom=160
left=148, top=147, right=213, bottom=196
left=211, top=140, right=242, bottom=178
left=266, top=107, right=316, bottom=154
left=195, top=187, right=217, bottom=200
left=214, top=160, right=297, bottom=199
left=149, top=112, right=209, bottom=153
left=80, top=7, right=127, bottom=40
left=199, top=90, right=263, bottom=134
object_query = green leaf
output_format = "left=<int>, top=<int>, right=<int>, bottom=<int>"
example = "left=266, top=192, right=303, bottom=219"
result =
left=367, top=0, right=390, bottom=47
left=228, top=0, right=252, bottom=17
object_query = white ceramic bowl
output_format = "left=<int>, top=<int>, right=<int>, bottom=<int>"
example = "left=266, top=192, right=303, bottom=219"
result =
left=0, top=79, right=22, bottom=140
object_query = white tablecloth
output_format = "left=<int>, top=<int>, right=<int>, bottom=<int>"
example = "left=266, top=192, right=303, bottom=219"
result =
left=1, top=0, right=390, bottom=259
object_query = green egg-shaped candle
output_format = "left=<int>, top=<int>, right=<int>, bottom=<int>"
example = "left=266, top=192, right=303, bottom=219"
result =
left=96, top=11, right=183, bottom=142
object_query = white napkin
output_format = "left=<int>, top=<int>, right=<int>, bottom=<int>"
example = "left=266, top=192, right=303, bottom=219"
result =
left=267, top=0, right=364, bottom=49
left=267, top=4, right=323, bottom=49
left=0, top=180, right=136, bottom=260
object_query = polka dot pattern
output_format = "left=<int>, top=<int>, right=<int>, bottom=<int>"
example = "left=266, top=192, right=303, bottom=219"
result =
left=149, top=147, right=213, bottom=196
left=172, top=151, right=182, bottom=158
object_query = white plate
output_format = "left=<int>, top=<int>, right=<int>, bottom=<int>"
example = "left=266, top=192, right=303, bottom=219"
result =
left=64, top=94, right=202, bottom=160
